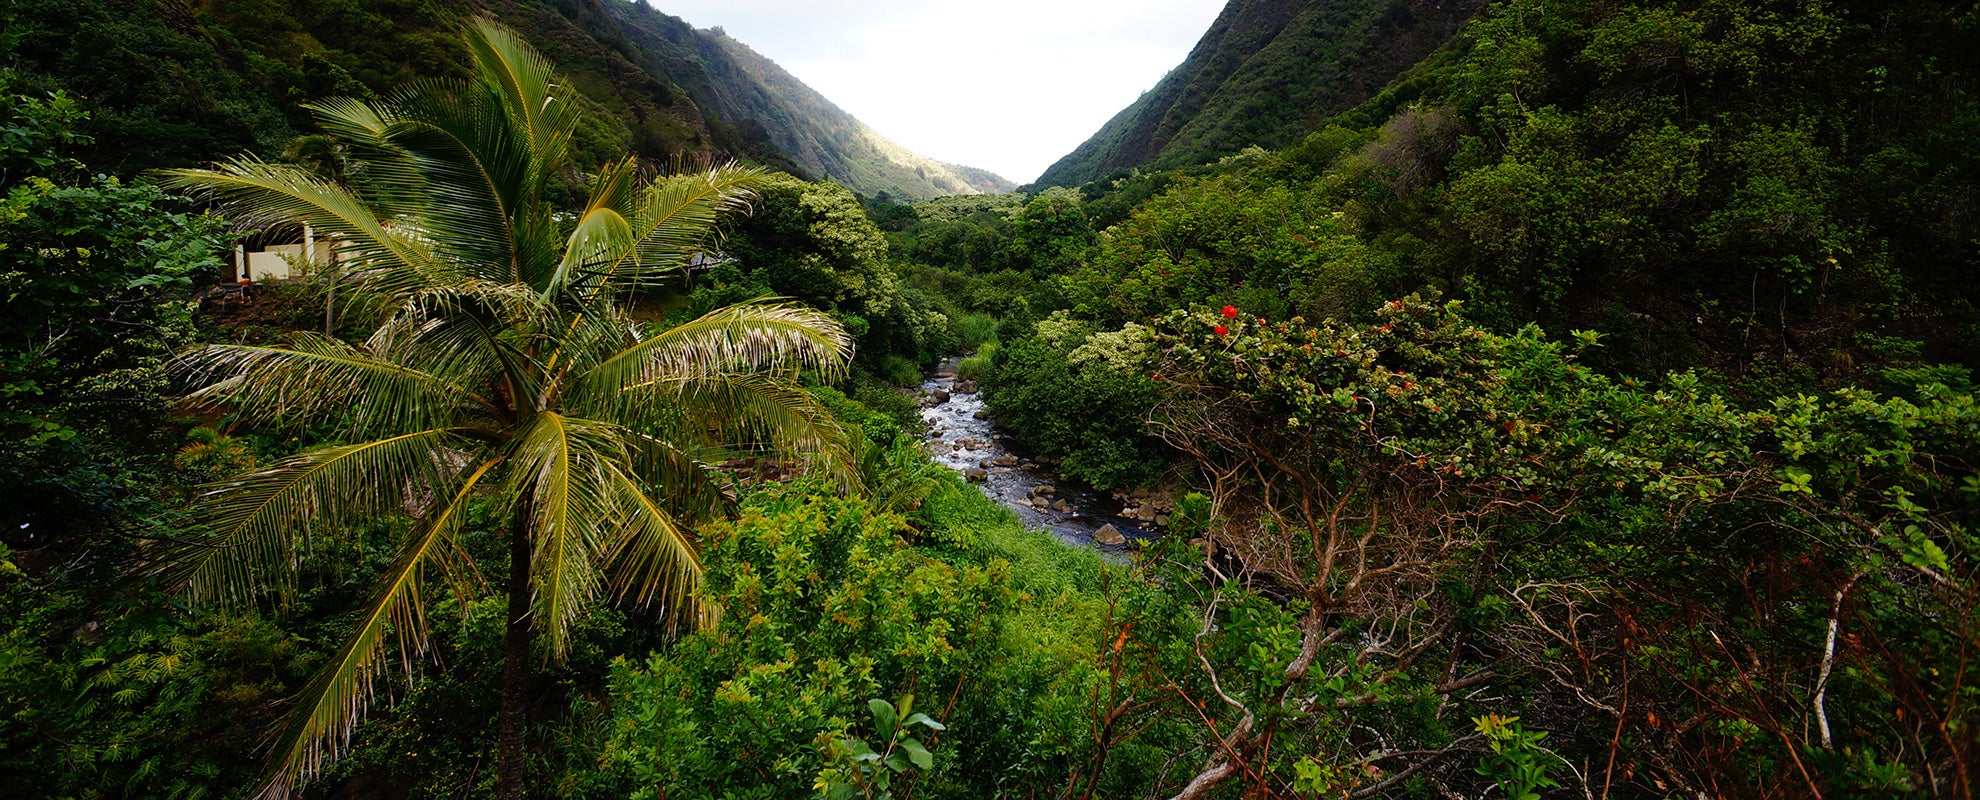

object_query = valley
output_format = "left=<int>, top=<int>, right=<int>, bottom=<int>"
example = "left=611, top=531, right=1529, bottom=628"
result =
left=1, top=1, right=1975, bottom=799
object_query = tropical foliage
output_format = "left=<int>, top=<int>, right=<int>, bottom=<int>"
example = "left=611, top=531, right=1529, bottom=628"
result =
left=5, top=1, right=1980, bottom=799
left=154, top=19, right=854, bottom=798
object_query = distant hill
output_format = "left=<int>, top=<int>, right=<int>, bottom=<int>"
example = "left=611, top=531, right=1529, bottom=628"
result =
left=603, top=3, right=1013, bottom=199
left=6, top=0, right=1007, bottom=199
left=1033, top=0, right=1483, bottom=188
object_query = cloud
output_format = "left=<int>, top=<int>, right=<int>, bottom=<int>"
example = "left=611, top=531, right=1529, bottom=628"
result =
left=651, top=0, right=1226, bottom=184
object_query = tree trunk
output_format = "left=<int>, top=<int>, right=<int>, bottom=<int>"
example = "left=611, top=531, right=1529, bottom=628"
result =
left=496, top=505, right=532, bottom=800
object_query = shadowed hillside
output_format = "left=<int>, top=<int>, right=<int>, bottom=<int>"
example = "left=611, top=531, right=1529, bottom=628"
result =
left=1034, top=0, right=1482, bottom=187
left=4, top=0, right=1008, bottom=197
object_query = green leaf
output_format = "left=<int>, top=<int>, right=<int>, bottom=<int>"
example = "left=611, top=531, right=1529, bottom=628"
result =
left=868, top=698, right=899, bottom=734
left=1899, top=526, right=1951, bottom=573
left=900, top=738, right=933, bottom=770
left=903, top=712, right=946, bottom=732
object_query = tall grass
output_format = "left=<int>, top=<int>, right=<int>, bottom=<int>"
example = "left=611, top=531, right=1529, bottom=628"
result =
left=955, top=312, right=999, bottom=352
left=955, top=341, right=996, bottom=382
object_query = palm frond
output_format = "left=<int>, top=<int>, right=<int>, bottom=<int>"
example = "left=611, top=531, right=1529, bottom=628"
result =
left=158, top=159, right=441, bottom=296
left=601, top=462, right=707, bottom=628
left=177, top=335, right=493, bottom=436
left=152, top=429, right=465, bottom=608
left=549, top=158, right=640, bottom=293
left=616, top=371, right=861, bottom=492
left=463, top=16, right=576, bottom=187
left=372, top=88, right=533, bottom=282
left=587, top=162, right=767, bottom=293
left=249, top=458, right=498, bottom=800
left=301, top=95, right=430, bottom=220
left=506, top=412, right=625, bottom=660
left=621, top=429, right=733, bottom=520
left=579, top=301, right=852, bottom=404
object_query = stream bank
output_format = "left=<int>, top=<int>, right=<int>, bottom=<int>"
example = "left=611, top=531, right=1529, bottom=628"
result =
left=917, top=358, right=1171, bottom=552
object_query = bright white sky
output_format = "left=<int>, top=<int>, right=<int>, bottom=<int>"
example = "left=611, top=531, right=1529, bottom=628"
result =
left=653, top=0, right=1227, bottom=185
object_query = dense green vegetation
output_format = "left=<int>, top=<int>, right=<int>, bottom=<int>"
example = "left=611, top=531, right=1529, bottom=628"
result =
left=3, top=0, right=1979, bottom=798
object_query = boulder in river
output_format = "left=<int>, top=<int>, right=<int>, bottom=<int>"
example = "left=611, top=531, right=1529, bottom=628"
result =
left=926, top=388, right=951, bottom=404
left=955, top=380, right=978, bottom=394
left=1052, top=499, right=1071, bottom=513
left=1093, top=523, right=1126, bottom=546
left=972, top=410, right=991, bottom=420
left=991, top=454, right=1018, bottom=467
left=964, top=467, right=988, bottom=482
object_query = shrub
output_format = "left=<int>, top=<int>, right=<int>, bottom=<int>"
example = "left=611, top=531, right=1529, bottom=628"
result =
left=982, top=313, right=1166, bottom=490
left=600, top=483, right=1110, bottom=800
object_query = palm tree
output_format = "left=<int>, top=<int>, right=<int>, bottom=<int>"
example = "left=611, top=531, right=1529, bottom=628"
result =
left=154, top=19, right=854, bottom=800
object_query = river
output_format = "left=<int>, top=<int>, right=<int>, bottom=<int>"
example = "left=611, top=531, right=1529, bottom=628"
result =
left=917, top=359, right=1168, bottom=552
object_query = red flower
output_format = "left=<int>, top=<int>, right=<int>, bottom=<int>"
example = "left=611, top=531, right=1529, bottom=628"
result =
left=1256, top=317, right=1266, bottom=325
left=1221, top=305, right=1239, bottom=319
left=1214, top=325, right=1229, bottom=336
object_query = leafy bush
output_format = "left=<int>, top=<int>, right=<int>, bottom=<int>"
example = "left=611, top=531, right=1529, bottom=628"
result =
left=600, top=483, right=1108, bottom=800
left=982, top=313, right=1165, bottom=490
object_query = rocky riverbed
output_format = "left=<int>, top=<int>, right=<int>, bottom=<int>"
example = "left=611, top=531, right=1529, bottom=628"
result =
left=918, top=359, right=1171, bottom=551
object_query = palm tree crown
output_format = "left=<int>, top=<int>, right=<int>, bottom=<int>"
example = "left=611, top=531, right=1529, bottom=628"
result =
left=155, top=18, right=853, bottom=799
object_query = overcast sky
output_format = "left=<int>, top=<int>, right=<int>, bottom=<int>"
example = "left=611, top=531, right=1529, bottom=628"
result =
left=651, top=0, right=1227, bottom=185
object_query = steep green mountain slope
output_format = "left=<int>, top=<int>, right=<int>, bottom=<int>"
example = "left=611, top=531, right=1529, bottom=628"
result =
left=1034, top=0, right=1483, bottom=187
left=603, top=1, right=1014, bottom=198
left=4, top=0, right=1007, bottom=197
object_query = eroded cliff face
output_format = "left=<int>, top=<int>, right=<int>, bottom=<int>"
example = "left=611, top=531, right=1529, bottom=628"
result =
left=1035, top=0, right=1484, bottom=188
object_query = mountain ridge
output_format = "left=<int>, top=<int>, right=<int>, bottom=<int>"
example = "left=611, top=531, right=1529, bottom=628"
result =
left=603, top=5, right=1013, bottom=199
left=1034, top=0, right=1483, bottom=188
left=6, top=0, right=1006, bottom=199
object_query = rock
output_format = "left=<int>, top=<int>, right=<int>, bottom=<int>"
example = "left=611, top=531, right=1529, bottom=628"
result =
left=1052, top=499, right=1072, bottom=513
left=1133, top=505, right=1157, bottom=522
left=973, top=410, right=991, bottom=420
left=1093, top=523, right=1126, bottom=546
left=964, top=467, right=988, bottom=482
left=1155, top=514, right=1170, bottom=526
left=955, top=380, right=978, bottom=394
left=991, top=454, right=1018, bottom=467
left=990, top=467, right=1013, bottom=475
left=937, top=369, right=956, bottom=378
left=1034, top=485, right=1056, bottom=496
left=1020, top=461, right=1035, bottom=469
left=928, top=388, right=951, bottom=404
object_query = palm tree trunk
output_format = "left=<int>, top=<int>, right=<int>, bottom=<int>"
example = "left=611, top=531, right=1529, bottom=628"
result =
left=497, top=503, right=532, bottom=800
